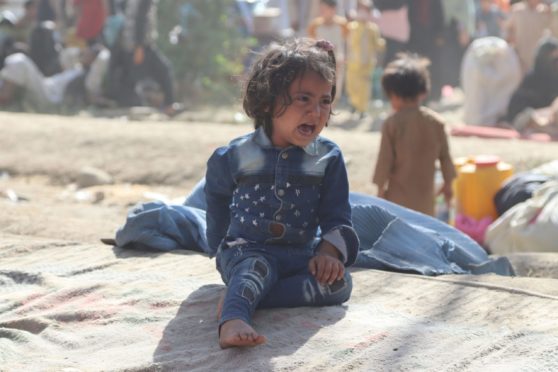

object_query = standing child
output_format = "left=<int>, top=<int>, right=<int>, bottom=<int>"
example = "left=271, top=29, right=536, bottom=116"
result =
left=308, top=0, right=349, bottom=100
left=345, top=0, right=385, bottom=118
left=476, top=0, right=507, bottom=38
left=205, top=38, right=359, bottom=349
left=372, top=53, right=457, bottom=216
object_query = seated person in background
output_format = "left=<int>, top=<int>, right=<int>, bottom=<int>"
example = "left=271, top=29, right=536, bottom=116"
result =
left=0, top=39, right=117, bottom=112
left=510, top=97, right=558, bottom=138
left=0, top=0, right=38, bottom=54
left=505, top=37, right=558, bottom=133
left=106, top=0, right=183, bottom=117
left=63, top=43, right=115, bottom=109
left=372, top=53, right=456, bottom=217
left=0, top=51, right=81, bottom=112
left=29, top=20, right=63, bottom=77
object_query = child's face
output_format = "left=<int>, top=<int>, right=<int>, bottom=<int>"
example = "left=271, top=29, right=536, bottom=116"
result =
left=480, top=0, right=492, bottom=11
left=355, top=5, right=370, bottom=21
left=319, top=4, right=336, bottom=21
left=271, top=71, right=332, bottom=148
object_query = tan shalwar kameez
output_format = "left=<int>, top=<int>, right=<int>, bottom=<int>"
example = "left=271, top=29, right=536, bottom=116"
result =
left=372, top=106, right=457, bottom=216
left=506, top=2, right=551, bottom=75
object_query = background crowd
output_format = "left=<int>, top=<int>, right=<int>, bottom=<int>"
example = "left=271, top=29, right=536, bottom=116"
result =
left=0, top=0, right=182, bottom=115
left=0, top=0, right=556, bottom=130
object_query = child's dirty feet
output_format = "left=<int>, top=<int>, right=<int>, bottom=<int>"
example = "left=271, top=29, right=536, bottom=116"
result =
left=219, top=319, right=266, bottom=349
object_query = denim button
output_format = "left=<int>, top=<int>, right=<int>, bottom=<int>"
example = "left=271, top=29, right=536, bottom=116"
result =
left=277, top=189, right=285, bottom=197
left=275, top=214, right=282, bottom=221
left=281, top=152, right=288, bottom=159
left=269, top=222, right=284, bottom=237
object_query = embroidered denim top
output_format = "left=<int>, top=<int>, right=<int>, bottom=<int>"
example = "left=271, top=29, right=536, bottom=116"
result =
left=205, top=127, right=359, bottom=266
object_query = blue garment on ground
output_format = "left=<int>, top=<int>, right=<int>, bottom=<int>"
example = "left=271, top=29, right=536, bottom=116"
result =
left=114, top=201, right=208, bottom=254
left=349, top=194, right=513, bottom=275
left=114, top=179, right=514, bottom=276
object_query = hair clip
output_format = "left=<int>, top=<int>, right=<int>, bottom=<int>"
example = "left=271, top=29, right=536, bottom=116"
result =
left=315, top=39, right=334, bottom=52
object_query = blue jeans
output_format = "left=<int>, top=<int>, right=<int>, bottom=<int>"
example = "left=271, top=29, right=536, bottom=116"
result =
left=216, top=243, right=353, bottom=327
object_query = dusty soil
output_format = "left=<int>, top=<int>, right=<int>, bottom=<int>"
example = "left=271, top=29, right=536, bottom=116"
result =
left=1, top=109, right=557, bottom=245
left=3, top=109, right=558, bottom=371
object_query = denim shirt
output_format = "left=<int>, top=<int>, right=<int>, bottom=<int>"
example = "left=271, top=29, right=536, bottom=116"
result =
left=205, top=127, right=359, bottom=266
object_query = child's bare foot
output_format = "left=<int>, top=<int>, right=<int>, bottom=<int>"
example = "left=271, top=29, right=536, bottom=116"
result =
left=219, top=319, right=267, bottom=349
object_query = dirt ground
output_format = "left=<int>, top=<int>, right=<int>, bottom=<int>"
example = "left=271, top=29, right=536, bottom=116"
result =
left=3, top=108, right=558, bottom=371
left=1, top=109, right=557, bottom=245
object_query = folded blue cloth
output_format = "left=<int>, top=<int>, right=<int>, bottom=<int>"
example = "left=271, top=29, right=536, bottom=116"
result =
left=114, top=179, right=514, bottom=276
left=115, top=201, right=209, bottom=254
left=349, top=201, right=513, bottom=275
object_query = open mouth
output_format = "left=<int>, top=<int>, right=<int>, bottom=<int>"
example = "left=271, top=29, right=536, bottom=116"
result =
left=297, top=123, right=316, bottom=137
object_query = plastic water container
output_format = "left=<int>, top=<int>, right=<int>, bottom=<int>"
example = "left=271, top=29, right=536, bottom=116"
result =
left=454, top=155, right=513, bottom=221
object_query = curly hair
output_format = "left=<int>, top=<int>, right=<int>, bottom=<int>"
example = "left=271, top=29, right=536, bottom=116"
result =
left=242, top=38, right=337, bottom=139
left=381, top=53, right=431, bottom=100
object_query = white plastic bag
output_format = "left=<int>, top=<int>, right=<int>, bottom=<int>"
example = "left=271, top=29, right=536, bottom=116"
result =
left=486, top=181, right=558, bottom=253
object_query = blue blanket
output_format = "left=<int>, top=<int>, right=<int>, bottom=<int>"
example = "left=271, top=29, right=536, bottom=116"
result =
left=114, top=179, right=514, bottom=276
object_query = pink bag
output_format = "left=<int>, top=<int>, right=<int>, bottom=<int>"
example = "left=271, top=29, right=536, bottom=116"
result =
left=454, top=213, right=494, bottom=246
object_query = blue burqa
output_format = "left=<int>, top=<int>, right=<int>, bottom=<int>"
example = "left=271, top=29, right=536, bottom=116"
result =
left=114, top=179, right=514, bottom=276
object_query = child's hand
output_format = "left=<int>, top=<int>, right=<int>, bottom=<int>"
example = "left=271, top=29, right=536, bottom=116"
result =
left=309, top=242, right=345, bottom=285
left=133, top=46, right=145, bottom=65
left=375, top=183, right=386, bottom=198
left=437, top=182, right=453, bottom=204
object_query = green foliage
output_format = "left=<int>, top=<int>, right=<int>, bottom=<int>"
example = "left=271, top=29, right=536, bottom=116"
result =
left=157, top=0, right=255, bottom=105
